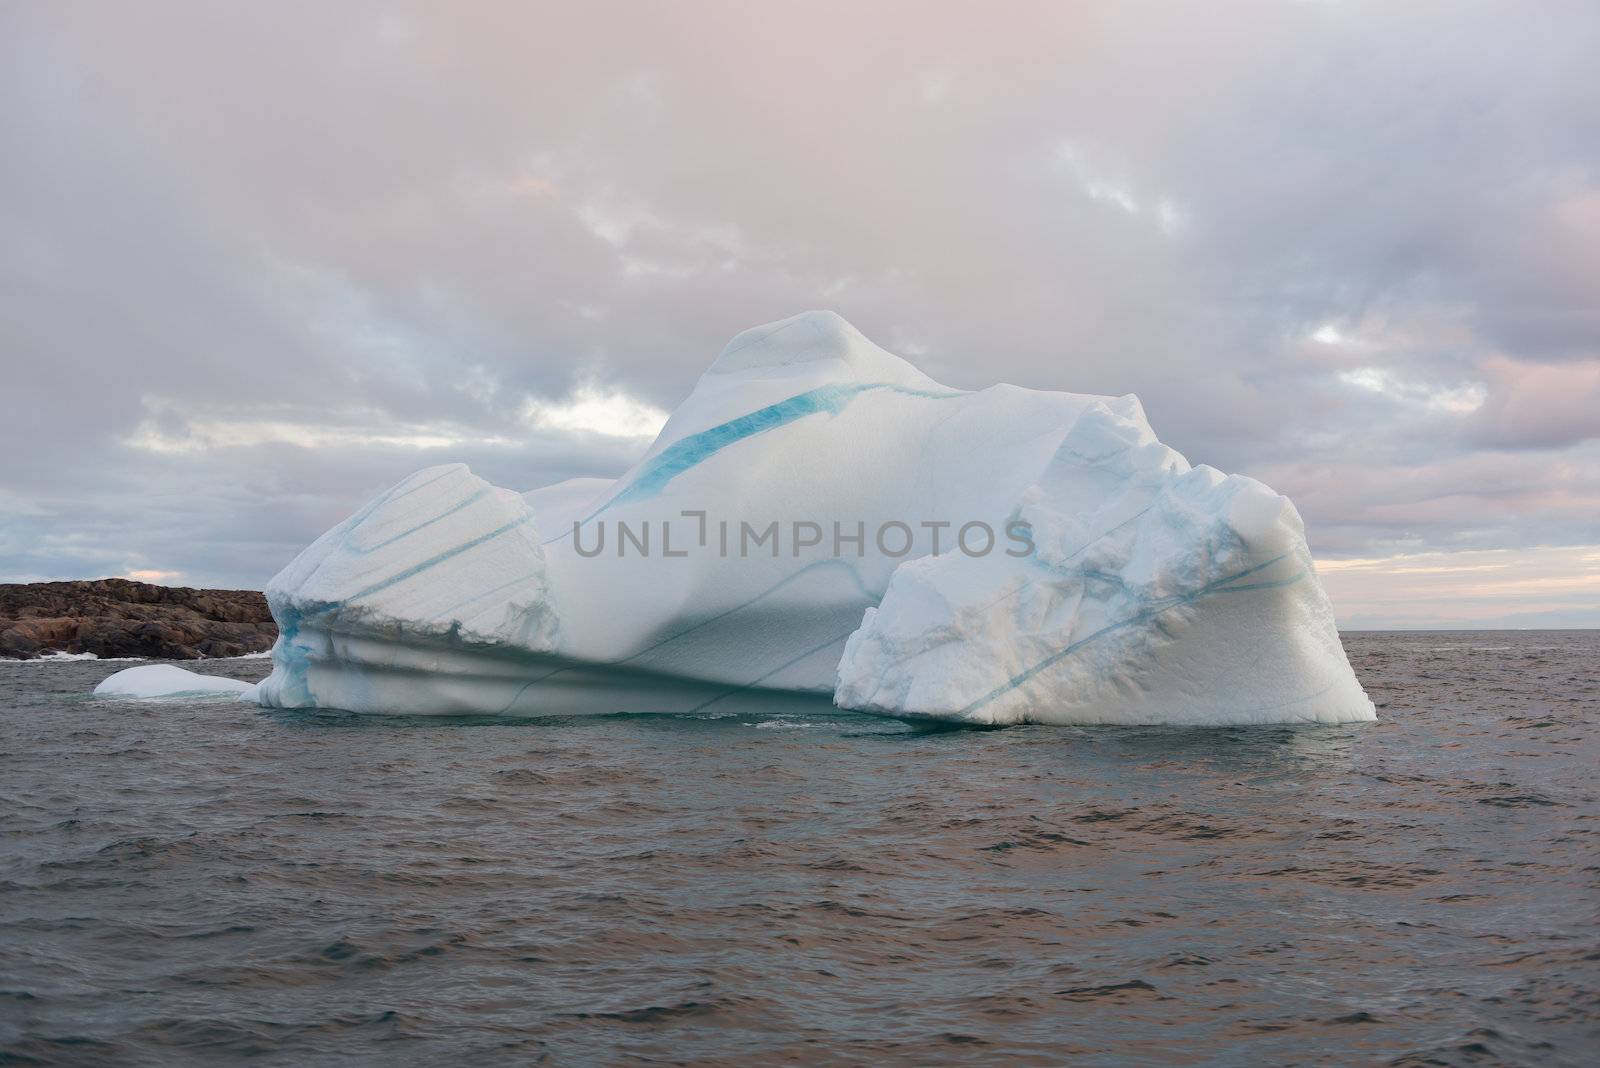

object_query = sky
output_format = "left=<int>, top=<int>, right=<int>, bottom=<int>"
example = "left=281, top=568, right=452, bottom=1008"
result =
left=2, top=1, right=1597, bottom=628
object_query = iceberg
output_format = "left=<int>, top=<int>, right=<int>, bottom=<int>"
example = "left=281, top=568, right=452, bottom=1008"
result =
left=228, top=311, right=1371, bottom=725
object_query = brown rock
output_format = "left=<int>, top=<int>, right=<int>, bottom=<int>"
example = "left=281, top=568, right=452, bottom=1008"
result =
left=0, top=578, right=276, bottom=660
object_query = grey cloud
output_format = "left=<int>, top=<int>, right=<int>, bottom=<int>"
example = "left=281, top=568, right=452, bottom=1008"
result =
left=2, top=1, right=1598, bottom=601
left=1470, top=358, right=1600, bottom=449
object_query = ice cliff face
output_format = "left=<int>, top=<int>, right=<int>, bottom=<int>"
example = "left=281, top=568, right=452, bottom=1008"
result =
left=246, top=311, right=1373, bottom=725
left=836, top=403, right=1364, bottom=724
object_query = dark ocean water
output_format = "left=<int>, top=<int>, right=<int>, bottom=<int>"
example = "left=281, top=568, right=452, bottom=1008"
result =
left=1, top=632, right=1596, bottom=1066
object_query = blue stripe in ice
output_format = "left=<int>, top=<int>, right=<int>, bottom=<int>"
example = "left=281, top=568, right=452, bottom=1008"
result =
left=609, top=382, right=865, bottom=507
left=548, top=380, right=965, bottom=542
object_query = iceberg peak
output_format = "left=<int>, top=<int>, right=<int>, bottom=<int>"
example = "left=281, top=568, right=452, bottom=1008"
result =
left=706, top=310, right=927, bottom=387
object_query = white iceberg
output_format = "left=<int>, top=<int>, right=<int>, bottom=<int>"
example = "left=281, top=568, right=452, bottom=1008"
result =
left=94, top=663, right=258, bottom=700
left=232, top=311, right=1370, bottom=725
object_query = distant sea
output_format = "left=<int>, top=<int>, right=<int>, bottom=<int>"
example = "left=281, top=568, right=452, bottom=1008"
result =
left=2, top=632, right=1596, bottom=1065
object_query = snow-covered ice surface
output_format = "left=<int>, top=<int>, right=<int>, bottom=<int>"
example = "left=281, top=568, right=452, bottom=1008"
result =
left=241, top=311, right=1371, bottom=725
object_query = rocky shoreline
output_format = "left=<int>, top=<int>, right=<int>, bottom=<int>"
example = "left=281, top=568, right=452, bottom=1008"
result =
left=0, top=579, right=276, bottom=660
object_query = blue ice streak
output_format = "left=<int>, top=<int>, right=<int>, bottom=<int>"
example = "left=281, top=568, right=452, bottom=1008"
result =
left=559, top=380, right=964, bottom=536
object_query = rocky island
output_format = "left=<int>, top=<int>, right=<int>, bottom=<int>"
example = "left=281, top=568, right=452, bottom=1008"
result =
left=0, top=578, right=275, bottom=660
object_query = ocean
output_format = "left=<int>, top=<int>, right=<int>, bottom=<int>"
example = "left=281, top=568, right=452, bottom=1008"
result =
left=2, top=632, right=1596, bottom=1065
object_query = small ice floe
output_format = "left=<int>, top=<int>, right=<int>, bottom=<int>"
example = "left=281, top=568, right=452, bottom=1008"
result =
left=93, top=664, right=259, bottom=701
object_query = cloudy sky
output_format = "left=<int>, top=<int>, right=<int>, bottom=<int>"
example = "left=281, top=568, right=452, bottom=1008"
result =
left=3, top=1, right=1597, bottom=627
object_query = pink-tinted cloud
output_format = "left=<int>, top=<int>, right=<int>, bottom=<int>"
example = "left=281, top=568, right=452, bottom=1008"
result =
left=1471, top=356, right=1600, bottom=449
